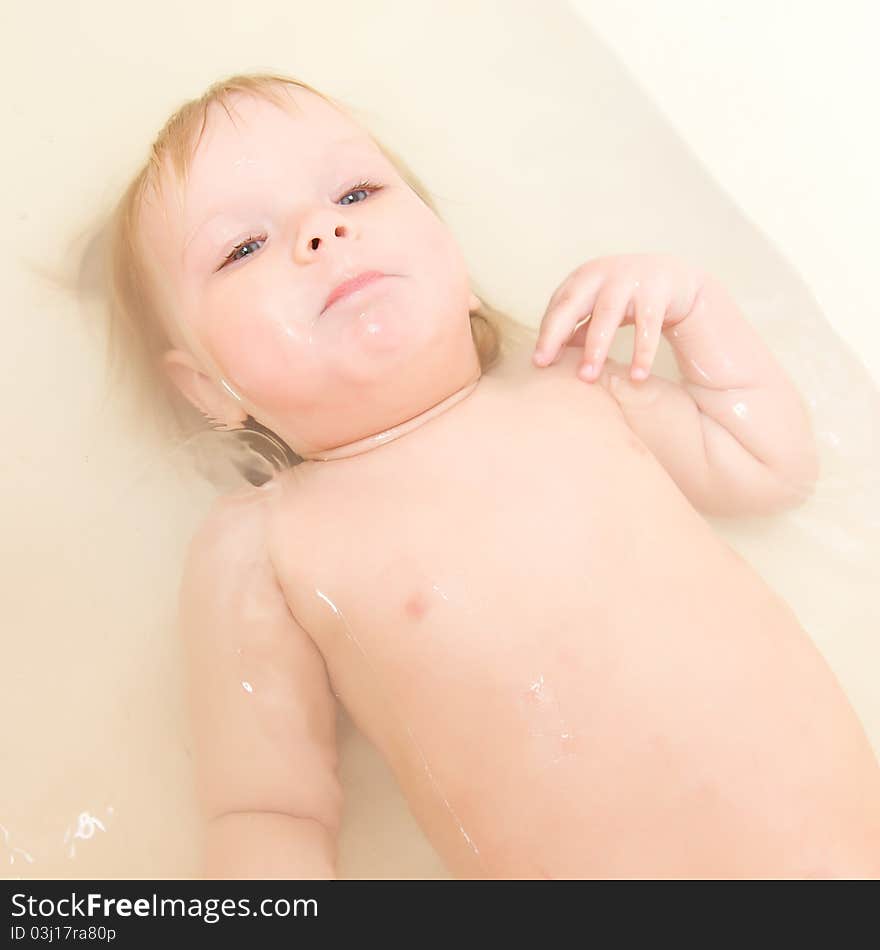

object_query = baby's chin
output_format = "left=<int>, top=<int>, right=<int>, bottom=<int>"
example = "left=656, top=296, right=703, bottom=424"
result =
left=317, top=298, right=430, bottom=365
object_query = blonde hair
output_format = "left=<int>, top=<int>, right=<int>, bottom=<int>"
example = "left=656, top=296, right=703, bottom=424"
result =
left=77, top=71, right=533, bottom=485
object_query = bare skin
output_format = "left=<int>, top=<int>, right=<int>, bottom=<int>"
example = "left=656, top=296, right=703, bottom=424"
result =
left=185, top=338, right=880, bottom=880
left=157, top=87, right=880, bottom=878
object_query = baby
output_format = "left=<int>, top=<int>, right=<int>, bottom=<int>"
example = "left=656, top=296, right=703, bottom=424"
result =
left=125, top=75, right=880, bottom=879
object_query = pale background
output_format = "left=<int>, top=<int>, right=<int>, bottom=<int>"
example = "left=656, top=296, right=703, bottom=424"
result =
left=1, top=1, right=877, bottom=878
left=570, top=0, right=880, bottom=385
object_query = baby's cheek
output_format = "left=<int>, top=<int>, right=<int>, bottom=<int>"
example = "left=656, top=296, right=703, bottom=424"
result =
left=206, top=307, right=314, bottom=408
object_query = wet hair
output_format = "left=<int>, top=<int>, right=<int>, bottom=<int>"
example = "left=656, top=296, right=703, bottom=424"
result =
left=72, top=71, right=533, bottom=485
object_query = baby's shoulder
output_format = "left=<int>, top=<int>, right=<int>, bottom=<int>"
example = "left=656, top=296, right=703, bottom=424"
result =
left=188, top=483, right=276, bottom=571
left=487, top=333, right=540, bottom=386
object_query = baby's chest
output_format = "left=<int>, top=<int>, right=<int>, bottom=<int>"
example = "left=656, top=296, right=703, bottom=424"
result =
left=277, top=434, right=673, bottom=724
left=273, top=366, right=711, bottom=715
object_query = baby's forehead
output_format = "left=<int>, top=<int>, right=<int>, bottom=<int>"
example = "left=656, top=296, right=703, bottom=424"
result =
left=179, top=94, right=374, bottom=202
left=196, top=91, right=362, bottom=162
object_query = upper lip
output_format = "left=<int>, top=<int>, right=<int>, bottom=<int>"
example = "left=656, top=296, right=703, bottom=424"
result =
left=322, top=270, right=388, bottom=313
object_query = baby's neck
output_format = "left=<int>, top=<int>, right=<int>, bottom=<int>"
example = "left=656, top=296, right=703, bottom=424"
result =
left=298, top=373, right=483, bottom=462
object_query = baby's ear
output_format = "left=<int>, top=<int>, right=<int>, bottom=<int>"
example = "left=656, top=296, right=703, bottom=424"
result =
left=161, top=349, right=247, bottom=429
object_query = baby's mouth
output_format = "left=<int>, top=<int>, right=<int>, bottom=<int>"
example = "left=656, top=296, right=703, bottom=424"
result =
left=322, top=271, right=392, bottom=315
left=320, top=277, right=400, bottom=325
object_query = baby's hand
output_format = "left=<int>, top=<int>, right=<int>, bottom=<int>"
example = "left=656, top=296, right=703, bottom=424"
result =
left=533, top=253, right=704, bottom=382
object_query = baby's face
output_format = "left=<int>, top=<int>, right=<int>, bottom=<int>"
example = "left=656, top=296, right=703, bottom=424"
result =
left=140, top=88, right=481, bottom=456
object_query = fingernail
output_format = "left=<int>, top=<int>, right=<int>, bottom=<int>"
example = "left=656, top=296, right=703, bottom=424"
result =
left=534, top=349, right=549, bottom=366
left=579, top=363, right=595, bottom=380
left=632, top=367, right=647, bottom=380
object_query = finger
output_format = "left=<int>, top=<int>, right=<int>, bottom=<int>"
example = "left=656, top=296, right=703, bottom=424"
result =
left=534, top=271, right=605, bottom=366
left=629, top=291, right=668, bottom=380
left=578, top=281, right=632, bottom=381
left=553, top=316, right=591, bottom=362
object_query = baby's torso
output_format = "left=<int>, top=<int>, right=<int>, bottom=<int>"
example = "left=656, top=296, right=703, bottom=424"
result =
left=263, top=342, right=824, bottom=878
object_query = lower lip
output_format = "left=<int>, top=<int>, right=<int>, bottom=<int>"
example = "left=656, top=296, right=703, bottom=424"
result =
left=324, top=273, right=389, bottom=313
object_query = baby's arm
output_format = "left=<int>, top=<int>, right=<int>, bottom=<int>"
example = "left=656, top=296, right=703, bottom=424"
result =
left=177, top=491, right=343, bottom=879
left=599, top=274, right=819, bottom=517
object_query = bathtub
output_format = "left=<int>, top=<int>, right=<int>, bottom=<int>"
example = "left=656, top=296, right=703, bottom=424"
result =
left=2, top=0, right=877, bottom=879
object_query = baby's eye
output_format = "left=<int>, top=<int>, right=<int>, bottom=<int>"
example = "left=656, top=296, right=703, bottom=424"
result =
left=222, top=235, right=265, bottom=267
left=339, top=179, right=383, bottom=206
left=218, top=178, right=384, bottom=270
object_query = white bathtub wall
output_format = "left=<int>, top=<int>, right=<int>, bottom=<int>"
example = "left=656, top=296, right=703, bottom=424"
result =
left=569, top=0, right=880, bottom=387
